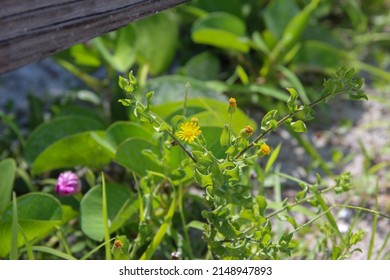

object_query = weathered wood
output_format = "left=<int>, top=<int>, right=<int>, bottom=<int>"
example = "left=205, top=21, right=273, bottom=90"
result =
left=0, top=0, right=188, bottom=74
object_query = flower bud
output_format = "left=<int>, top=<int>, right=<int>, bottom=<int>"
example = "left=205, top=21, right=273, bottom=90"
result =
left=228, top=97, right=237, bottom=114
left=191, top=117, right=199, bottom=124
left=55, top=171, right=81, bottom=196
left=240, top=125, right=254, bottom=137
left=257, top=143, right=271, bottom=157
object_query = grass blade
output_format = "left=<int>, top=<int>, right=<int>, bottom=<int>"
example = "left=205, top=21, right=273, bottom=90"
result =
left=101, top=172, right=111, bottom=260
left=30, top=246, right=76, bottom=260
left=140, top=192, right=177, bottom=260
left=10, top=192, right=18, bottom=260
left=367, top=179, right=379, bottom=259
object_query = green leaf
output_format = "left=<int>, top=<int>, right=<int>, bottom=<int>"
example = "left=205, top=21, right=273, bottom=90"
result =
left=115, top=138, right=162, bottom=177
left=181, top=52, right=221, bottom=81
left=265, top=144, right=282, bottom=174
left=54, top=104, right=106, bottom=124
left=220, top=124, right=230, bottom=148
left=105, top=121, right=153, bottom=150
left=246, top=84, right=289, bottom=101
left=263, top=0, right=300, bottom=39
left=110, top=199, right=139, bottom=233
left=25, top=116, right=105, bottom=164
left=69, top=43, right=102, bottom=68
left=261, top=110, right=278, bottom=130
left=193, top=0, right=243, bottom=17
left=144, top=75, right=226, bottom=104
left=140, top=192, right=177, bottom=260
left=293, top=40, right=347, bottom=71
left=92, top=24, right=136, bottom=73
left=236, top=65, right=249, bottom=85
left=186, top=220, right=206, bottom=231
left=0, top=158, right=16, bottom=214
left=31, top=131, right=113, bottom=174
left=279, top=66, right=310, bottom=104
left=80, top=183, right=134, bottom=241
left=348, top=90, right=368, bottom=101
left=350, top=229, right=366, bottom=246
left=270, top=0, right=320, bottom=62
left=202, top=126, right=225, bottom=158
left=286, top=88, right=298, bottom=112
left=0, top=193, right=62, bottom=258
left=118, top=99, right=134, bottom=106
left=134, top=12, right=179, bottom=75
left=290, top=120, right=307, bottom=133
left=192, top=12, right=250, bottom=52
left=256, top=195, right=267, bottom=216
left=222, top=164, right=240, bottom=184
left=194, top=168, right=214, bottom=188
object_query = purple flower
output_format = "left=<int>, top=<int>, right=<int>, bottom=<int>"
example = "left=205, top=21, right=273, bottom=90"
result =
left=55, top=171, right=81, bottom=196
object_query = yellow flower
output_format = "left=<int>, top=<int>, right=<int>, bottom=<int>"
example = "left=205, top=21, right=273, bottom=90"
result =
left=260, top=143, right=271, bottom=156
left=176, top=121, right=201, bottom=144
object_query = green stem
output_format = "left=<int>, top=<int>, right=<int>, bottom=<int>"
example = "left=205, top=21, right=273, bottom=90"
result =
left=138, top=63, right=150, bottom=88
left=266, top=185, right=335, bottom=219
left=101, top=173, right=111, bottom=260
left=56, top=227, right=73, bottom=257
left=291, top=206, right=335, bottom=235
left=367, top=179, right=379, bottom=260
left=235, top=90, right=346, bottom=159
left=178, top=185, right=194, bottom=259
left=335, top=205, right=390, bottom=220
left=183, top=82, right=190, bottom=117
left=10, top=192, right=18, bottom=260
left=136, top=96, right=197, bottom=163
left=350, top=60, right=390, bottom=81
left=228, top=112, right=233, bottom=146
left=54, top=58, right=107, bottom=91
left=316, top=194, right=345, bottom=244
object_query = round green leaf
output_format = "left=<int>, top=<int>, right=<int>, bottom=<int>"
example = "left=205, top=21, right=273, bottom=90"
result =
left=31, top=131, right=113, bottom=174
left=115, top=138, right=162, bottom=177
left=192, top=12, right=250, bottom=52
left=134, top=12, right=179, bottom=75
left=182, top=52, right=221, bottom=81
left=105, top=121, right=153, bottom=150
left=80, top=183, right=134, bottom=241
left=290, top=120, right=307, bottom=133
left=25, top=116, right=106, bottom=164
left=144, top=75, right=226, bottom=105
left=0, top=158, right=16, bottom=214
left=0, top=193, right=62, bottom=257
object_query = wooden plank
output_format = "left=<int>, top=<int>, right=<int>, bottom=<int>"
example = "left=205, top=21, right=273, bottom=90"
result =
left=0, top=0, right=188, bottom=74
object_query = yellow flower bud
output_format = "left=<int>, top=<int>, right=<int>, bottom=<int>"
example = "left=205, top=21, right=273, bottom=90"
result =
left=240, top=125, right=254, bottom=137
left=228, top=97, right=237, bottom=114
left=260, top=143, right=271, bottom=155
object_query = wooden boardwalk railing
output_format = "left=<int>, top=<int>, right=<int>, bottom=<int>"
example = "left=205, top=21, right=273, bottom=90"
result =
left=0, top=0, right=188, bottom=74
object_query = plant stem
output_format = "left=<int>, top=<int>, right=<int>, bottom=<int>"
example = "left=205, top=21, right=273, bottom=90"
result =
left=178, top=184, right=194, bottom=259
left=235, top=91, right=343, bottom=159
left=136, top=96, right=197, bottom=163
left=228, top=112, right=233, bottom=146
left=183, top=82, right=190, bottom=117
left=316, top=194, right=345, bottom=244
left=101, top=173, right=111, bottom=260
left=367, top=179, right=379, bottom=259
left=266, top=185, right=335, bottom=219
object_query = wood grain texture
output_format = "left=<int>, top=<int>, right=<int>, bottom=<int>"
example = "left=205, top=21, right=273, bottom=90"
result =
left=0, top=0, right=188, bottom=74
